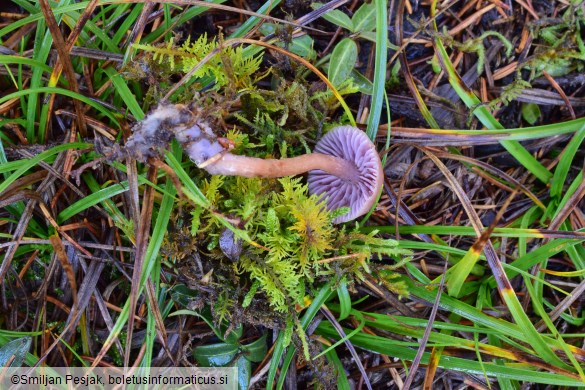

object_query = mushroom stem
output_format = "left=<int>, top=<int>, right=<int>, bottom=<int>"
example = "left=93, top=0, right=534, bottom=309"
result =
left=203, top=152, right=360, bottom=181
left=173, top=119, right=383, bottom=223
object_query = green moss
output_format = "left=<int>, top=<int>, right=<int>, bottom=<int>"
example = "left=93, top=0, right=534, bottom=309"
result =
left=168, top=174, right=411, bottom=315
left=134, top=34, right=264, bottom=92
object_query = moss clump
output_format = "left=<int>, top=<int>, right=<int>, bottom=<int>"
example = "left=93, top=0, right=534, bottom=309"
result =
left=134, top=34, right=265, bottom=92
left=165, top=174, right=410, bottom=319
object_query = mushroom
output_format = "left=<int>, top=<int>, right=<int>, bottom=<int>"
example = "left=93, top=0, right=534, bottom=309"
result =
left=308, top=126, right=384, bottom=223
left=177, top=123, right=383, bottom=223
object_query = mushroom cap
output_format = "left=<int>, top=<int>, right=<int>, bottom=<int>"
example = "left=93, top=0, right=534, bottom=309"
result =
left=308, top=126, right=384, bottom=223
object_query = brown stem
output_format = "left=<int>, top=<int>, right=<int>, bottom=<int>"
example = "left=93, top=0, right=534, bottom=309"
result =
left=203, top=152, right=360, bottom=181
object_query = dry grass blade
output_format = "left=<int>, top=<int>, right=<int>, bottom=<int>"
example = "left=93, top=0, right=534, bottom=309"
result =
left=124, top=166, right=157, bottom=367
left=447, top=4, right=495, bottom=36
left=319, top=305, right=373, bottom=390
left=144, top=278, right=175, bottom=364
left=363, top=274, right=417, bottom=317
left=38, top=200, right=92, bottom=258
left=0, top=171, right=47, bottom=202
left=55, top=110, right=117, bottom=140
left=295, top=0, right=350, bottom=26
left=396, top=0, right=440, bottom=129
left=403, top=265, right=446, bottom=389
left=38, top=0, right=87, bottom=137
left=48, top=235, right=78, bottom=311
left=0, top=201, right=37, bottom=284
left=514, top=0, right=540, bottom=19
left=432, top=151, right=545, bottom=209
left=535, top=277, right=585, bottom=332
left=65, top=0, right=100, bottom=49
left=60, top=258, right=106, bottom=343
left=124, top=1, right=156, bottom=48
left=488, top=87, right=585, bottom=107
left=112, top=0, right=327, bottom=33
left=542, top=71, right=577, bottom=119
left=548, top=178, right=585, bottom=231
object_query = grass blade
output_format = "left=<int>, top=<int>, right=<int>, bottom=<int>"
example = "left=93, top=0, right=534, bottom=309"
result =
left=365, top=0, right=388, bottom=141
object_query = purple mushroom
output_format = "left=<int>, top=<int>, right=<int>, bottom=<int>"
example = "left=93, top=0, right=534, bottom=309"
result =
left=178, top=123, right=384, bottom=223
left=307, top=126, right=384, bottom=223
